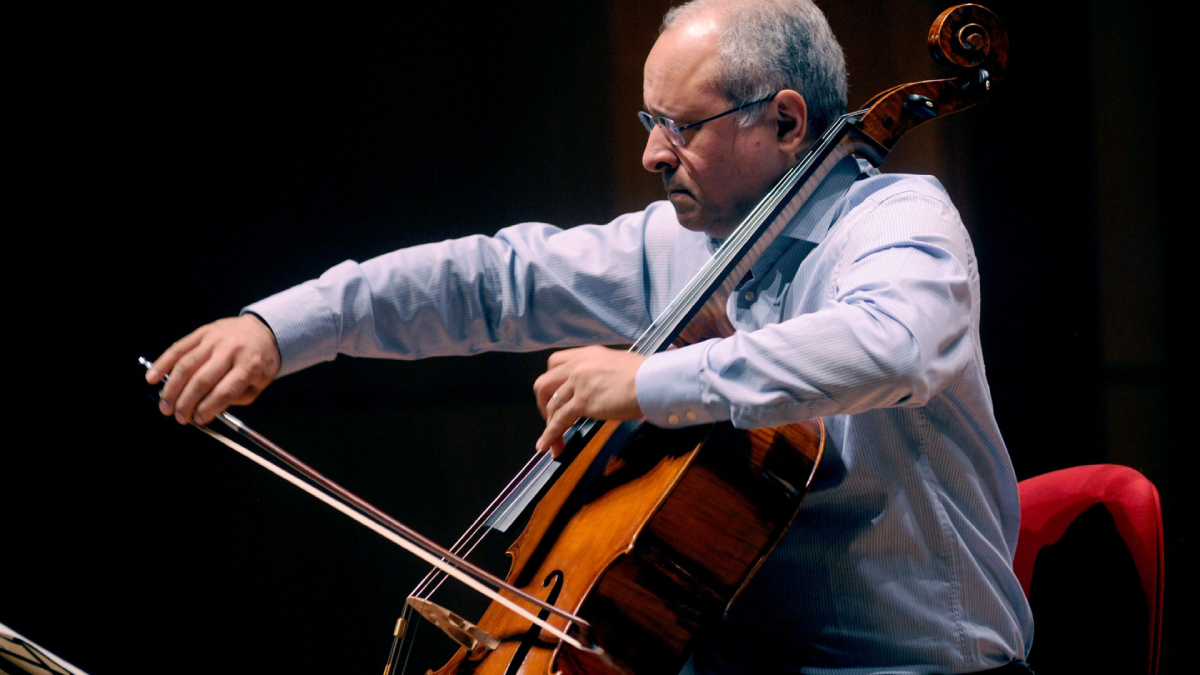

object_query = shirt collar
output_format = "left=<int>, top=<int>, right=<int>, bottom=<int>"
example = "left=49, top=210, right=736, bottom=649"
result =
left=705, top=155, right=872, bottom=259
left=779, top=154, right=872, bottom=245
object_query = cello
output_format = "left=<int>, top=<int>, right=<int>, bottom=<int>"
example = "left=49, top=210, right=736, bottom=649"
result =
left=148, top=5, right=1008, bottom=674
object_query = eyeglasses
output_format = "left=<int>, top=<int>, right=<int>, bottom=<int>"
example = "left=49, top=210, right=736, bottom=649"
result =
left=638, top=92, right=779, bottom=147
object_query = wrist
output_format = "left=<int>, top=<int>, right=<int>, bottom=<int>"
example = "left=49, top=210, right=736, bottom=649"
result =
left=241, top=312, right=282, bottom=376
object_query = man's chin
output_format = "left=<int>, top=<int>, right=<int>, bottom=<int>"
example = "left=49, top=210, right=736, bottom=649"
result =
left=668, top=194, right=706, bottom=232
left=671, top=206, right=734, bottom=239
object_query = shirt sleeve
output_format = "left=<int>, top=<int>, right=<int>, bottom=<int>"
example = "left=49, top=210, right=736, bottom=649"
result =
left=245, top=213, right=659, bottom=377
left=635, top=189, right=976, bottom=429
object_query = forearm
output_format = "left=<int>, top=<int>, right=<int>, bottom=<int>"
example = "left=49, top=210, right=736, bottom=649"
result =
left=246, top=219, right=656, bottom=377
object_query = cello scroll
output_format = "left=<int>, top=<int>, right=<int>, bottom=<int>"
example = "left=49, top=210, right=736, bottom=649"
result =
left=854, top=4, right=1008, bottom=154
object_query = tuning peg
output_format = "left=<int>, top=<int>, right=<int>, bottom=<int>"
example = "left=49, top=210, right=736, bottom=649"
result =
left=903, top=95, right=939, bottom=119
left=960, top=68, right=992, bottom=96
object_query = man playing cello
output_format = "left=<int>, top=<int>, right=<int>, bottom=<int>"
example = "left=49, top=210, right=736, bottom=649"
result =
left=147, top=1, right=1034, bottom=672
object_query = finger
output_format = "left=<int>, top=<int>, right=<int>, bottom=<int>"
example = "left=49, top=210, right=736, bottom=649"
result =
left=148, top=328, right=206, bottom=384
left=173, top=349, right=235, bottom=424
left=537, top=409, right=573, bottom=455
left=549, top=435, right=567, bottom=458
left=196, top=346, right=277, bottom=421
left=533, top=364, right=571, bottom=418
left=547, top=399, right=579, bottom=457
left=193, top=367, right=253, bottom=425
left=546, top=347, right=585, bottom=369
left=537, top=394, right=581, bottom=454
left=545, top=382, right=575, bottom=421
left=159, top=339, right=215, bottom=414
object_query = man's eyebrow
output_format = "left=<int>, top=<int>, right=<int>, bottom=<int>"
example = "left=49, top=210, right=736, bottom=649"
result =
left=644, top=103, right=675, bottom=118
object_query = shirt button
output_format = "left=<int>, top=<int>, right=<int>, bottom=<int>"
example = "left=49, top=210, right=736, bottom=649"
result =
left=667, top=413, right=680, bottom=425
left=686, top=410, right=697, bottom=422
left=744, top=291, right=755, bottom=302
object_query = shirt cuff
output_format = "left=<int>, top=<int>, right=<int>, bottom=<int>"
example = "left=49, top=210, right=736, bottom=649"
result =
left=635, top=339, right=726, bottom=428
left=242, top=282, right=340, bottom=377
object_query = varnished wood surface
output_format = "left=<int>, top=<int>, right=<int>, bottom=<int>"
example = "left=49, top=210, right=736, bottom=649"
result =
left=432, top=417, right=823, bottom=675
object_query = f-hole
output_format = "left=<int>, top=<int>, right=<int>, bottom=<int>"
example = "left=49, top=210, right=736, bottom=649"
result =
left=505, top=570, right=565, bottom=675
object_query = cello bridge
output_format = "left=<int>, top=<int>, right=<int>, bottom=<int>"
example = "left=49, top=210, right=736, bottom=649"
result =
left=407, top=596, right=500, bottom=654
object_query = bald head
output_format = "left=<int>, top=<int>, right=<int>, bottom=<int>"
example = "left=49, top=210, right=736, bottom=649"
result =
left=660, top=0, right=847, bottom=139
left=643, top=8, right=724, bottom=119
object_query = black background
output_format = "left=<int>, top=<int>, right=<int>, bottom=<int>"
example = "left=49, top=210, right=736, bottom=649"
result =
left=6, top=1, right=1191, bottom=674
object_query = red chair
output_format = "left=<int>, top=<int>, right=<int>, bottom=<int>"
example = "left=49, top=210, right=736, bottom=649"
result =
left=1014, top=464, right=1164, bottom=675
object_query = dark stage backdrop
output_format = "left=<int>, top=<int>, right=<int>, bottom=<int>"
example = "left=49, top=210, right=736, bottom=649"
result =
left=7, top=1, right=1190, bottom=674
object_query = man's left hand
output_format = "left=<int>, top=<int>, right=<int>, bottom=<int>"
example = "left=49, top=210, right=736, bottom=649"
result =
left=533, top=346, right=646, bottom=456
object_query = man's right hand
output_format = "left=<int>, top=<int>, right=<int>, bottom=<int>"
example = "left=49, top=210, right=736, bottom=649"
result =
left=146, top=314, right=282, bottom=425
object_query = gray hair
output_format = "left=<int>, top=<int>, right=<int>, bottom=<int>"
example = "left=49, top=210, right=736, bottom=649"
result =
left=662, top=0, right=848, bottom=138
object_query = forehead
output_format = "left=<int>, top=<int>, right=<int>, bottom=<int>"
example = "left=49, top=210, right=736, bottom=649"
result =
left=643, top=13, right=725, bottom=115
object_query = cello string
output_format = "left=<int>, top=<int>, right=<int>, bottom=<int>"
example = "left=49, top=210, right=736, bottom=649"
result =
left=407, top=450, right=555, bottom=598
left=387, top=602, right=419, bottom=675
left=630, top=161, right=793, bottom=351
left=383, top=608, right=408, bottom=675
left=390, top=446, right=560, bottom=668
left=632, top=114, right=849, bottom=353
left=412, top=454, right=557, bottom=602
left=410, top=449, right=547, bottom=587
left=389, top=438, right=555, bottom=664
left=632, top=116, right=849, bottom=355
left=399, top=121, right=834, bottom=588
left=392, top=110, right=865, bottom=662
left=441, top=449, right=548, bottom=552
left=393, top=454, right=552, bottom=673
left=387, top=604, right=420, bottom=675
left=417, top=451, right=559, bottom=599
left=400, top=116, right=850, bottom=610
left=397, top=611, right=421, bottom=675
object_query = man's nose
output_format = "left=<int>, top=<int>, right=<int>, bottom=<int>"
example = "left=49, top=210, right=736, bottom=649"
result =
left=641, top=126, right=680, bottom=173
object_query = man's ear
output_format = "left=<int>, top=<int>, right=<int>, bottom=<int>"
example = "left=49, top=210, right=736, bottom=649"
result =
left=773, top=89, right=807, bottom=151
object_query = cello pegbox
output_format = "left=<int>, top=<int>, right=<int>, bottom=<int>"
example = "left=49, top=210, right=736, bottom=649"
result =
left=854, top=4, right=1008, bottom=153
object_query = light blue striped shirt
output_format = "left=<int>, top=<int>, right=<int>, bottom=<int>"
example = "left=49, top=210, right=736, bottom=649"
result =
left=247, top=157, right=1033, bottom=674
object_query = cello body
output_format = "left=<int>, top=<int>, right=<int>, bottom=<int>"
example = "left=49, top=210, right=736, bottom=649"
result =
left=433, top=415, right=824, bottom=675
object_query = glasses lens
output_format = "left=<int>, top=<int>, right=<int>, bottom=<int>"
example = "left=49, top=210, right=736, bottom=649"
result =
left=638, top=112, right=686, bottom=146
left=638, top=111, right=657, bottom=134
left=663, top=119, right=686, bottom=147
